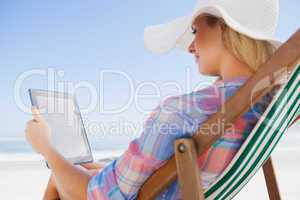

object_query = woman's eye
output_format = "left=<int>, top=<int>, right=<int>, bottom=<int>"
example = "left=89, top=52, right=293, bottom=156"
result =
left=191, top=27, right=197, bottom=34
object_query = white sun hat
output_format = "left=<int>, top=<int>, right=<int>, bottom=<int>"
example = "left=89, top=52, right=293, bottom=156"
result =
left=144, top=0, right=283, bottom=54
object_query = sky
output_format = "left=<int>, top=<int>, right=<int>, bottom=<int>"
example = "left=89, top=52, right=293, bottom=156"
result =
left=0, top=0, right=299, bottom=139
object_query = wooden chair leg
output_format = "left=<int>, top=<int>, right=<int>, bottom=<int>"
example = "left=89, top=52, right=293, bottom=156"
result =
left=262, top=157, right=281, bottom=200
left=174, top=138, right=205, bottom=200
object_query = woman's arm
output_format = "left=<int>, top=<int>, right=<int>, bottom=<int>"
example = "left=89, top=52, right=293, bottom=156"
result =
left=43, top=148, right=91, bottom=200
left=25, top=107, right=90, bottom=200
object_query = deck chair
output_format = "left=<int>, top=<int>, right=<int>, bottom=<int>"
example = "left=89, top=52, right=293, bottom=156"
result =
left=137, top=28, right=300, bottom=200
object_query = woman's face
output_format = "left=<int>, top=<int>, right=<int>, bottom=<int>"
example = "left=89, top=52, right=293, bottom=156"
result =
left=188, top=15, right=225, bottom=76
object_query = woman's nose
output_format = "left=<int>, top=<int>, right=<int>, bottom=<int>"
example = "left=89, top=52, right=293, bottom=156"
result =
left=188, top=40, right=196, bottom=54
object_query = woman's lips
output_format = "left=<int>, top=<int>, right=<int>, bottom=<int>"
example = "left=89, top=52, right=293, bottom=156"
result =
left=195, top=55, right=200, bottom=63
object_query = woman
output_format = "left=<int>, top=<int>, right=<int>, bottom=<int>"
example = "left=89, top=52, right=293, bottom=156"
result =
left=25, top=0, right=282, bottom=199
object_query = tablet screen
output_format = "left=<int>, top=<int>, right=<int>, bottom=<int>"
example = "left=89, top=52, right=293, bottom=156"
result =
left=28, top=89, right=93, bottom=165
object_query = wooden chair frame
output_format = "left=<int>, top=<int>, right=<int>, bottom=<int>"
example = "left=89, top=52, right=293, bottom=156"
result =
left=174, top=138, right=282, bottom=200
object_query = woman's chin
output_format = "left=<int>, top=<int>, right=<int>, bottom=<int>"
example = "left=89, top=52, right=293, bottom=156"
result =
left=198, top=66, right=215, bottom=76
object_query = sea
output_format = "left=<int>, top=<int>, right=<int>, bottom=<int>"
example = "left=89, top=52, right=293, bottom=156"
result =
left=0, top=128, right=299, bottom=162
left=0, top=136, right=129, bottom=162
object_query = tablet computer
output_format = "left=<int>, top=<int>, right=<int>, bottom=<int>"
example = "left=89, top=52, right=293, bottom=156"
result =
left=28, top=89, right=93, bottom=166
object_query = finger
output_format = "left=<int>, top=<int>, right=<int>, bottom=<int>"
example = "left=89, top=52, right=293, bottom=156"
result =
left=87, top=169, right=100, bottom=176
left=24, top=127, right=29, bottom=134
left=27, top=119, right=38, bottom=125
left=31, top=106, right=43, bottom=122
left=25, top=127, right=31, bottom=140
left=26, top=120, right=31, bottom=126
left=26, top=120, right=35, bottom=128
left=81, top=162, right=104, bottom=170
left=81, top=163, right=95, bottom=170
left=25, top=120, right=35, bottom=134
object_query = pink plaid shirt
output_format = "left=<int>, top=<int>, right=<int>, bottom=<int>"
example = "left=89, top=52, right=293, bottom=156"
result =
left=87, top=76, right=274, bottom=199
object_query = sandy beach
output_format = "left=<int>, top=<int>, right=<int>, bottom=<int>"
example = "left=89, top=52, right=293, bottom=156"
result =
left=0, top=148, right=299, bottom=200
left=0, top=161, right=50, bottom=200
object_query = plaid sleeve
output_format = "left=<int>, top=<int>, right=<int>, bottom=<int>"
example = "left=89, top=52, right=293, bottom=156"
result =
left=87, top=84, right=227, bottom=200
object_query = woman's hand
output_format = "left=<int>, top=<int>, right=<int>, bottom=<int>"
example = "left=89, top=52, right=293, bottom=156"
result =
left=80, top=162, right=106, bottom=176
left=81, top=162, right=105, bottom=170
left=25, top=107, right=92, bottom=199
left=25, top=106, right=53, bottom=156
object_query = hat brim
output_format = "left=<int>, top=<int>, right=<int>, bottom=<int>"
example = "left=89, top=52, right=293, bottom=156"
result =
left=144, top=5, right=283, bottom=54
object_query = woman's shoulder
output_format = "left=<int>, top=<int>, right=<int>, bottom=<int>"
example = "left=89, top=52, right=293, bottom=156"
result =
left=144, top=77, right=249, bottom=136
left=159, top=77, right=248, bottom=115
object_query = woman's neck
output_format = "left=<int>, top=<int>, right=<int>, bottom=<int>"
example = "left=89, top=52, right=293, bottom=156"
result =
left=218, top=52, right=254, bottom=80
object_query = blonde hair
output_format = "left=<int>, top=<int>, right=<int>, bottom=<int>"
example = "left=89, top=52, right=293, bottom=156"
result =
left=205, top=15, right=276, bottom=71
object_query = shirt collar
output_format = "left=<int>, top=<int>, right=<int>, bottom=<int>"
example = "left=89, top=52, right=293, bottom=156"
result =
left=214, top=75, right=251, bottom=87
